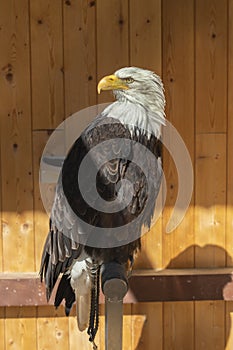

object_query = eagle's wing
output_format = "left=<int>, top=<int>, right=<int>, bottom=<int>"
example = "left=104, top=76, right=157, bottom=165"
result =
left=39, top=181, right=83, bottom=300
left=40, top=172, right=90, bottom=328
left=40, top=114, right=162, bottom=324
left=62, top=117, right=162, bottom=250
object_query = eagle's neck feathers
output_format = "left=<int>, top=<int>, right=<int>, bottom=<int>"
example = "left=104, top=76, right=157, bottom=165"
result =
left=102, top=99, right=165, bottom=139
left=101, top=70, right=165, bottom=138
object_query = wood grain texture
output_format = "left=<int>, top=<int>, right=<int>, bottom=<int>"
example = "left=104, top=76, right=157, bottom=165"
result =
left=195, top=301, right=225, bottom=350
left=195, top=0, right=227, bottom=133
left=122, top=304, right=132, bottom=350
left=33, top=131, right=52, bottom=271
left=0, top=1, right=232, bottom=348
left=99, top=303, right=130, bottom=349
left=194, top=30, right=228, bottom=350
left=0, top=131, right=2, bottom=272
left=226, top=0, right=233, bottom=266
left=134, top=221, right=163, bottom=270
left=130, top=0, right=162, bottom=270
left=0, top=0, right=34, bottom=272
left=129, top=0, right=161, bottom=73
left=97, top=0, right=129, bottom=104
left=195, top=134, right=226, bottom=350
left=132, top=302, right=162, bottom=350
left=162, top=3, right=195, bottom=349
left=30, top=0, right=64, bottom=130
left=0, top=308, right=5, bottom=350
left=94, top=304, right=132, bottom=350
left=69, top=315, right=99, bottom=350
left=5, top=307, right=37, bottom=350
left=162, top=0, right=195, bottom=268
left=2, top=269, right=233, bottom=306
left=195, top=134, right=226, bottom=267
left=98, top=304, right=105, bottom=350
left=164, top=302, right=194, bottom=350
left=226, top=302, right=233, bottom=350
left=63, top=0, right=97, bottom=116
left=37, top=306, right=69, bottom=350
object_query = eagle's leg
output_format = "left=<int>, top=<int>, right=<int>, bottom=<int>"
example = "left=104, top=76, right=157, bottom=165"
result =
left=86, top=259, right=100, bottom=349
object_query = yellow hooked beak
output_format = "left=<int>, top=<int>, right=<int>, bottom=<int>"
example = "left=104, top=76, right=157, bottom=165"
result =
left=97, top=74, right=129, bottom=94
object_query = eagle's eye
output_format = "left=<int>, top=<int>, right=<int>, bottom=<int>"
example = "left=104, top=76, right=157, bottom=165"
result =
left=122, top=77, right=135, bottom=84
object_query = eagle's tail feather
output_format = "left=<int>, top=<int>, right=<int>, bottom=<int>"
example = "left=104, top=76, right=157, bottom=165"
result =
left=75, top=289, right=91, bottom=331
left=70, top=260, right=91, bottom=332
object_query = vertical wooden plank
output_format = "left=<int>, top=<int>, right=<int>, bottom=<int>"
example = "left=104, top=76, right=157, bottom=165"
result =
left=5, top=307, right=37, bottom=349
left=30, top=0, right=64, bottom=130
left=195, top=0, right=227, bottom=133
left=226, top=302, right=233, bottom=349
left=0, top=137, right=3, bottom=272
left=69, top=316, right=97, bottom=350
left=97, top=0, right=129, bottom=104
left=195, top=134, right=226, bottom=349
left=68, top=307, right=101, bottom=350
left=129, top=0, right=162, bottom=270
left=33, top=131, right=51, bottom=271
left=134, top=223, right=163, bottom=270
left=162, top=2, right=195, bottom=349
left=164, top=302, right=194, bottom=350
left=226, top=2, right=233, bottom=345
left=195, top=301, right=225, bottom=350
left=63, top=0, right=97, bottom=117
left=98, top=304, right=105, bottom=350
left=0, top=308, right=5, bottom=350
left=132, top=303, right=162, bottom=350
left=162, top=0, right=195, bottom=269
left=129, top=0, right=161, bottom=72
left=195, top=2, right=227, bottom=347
left=0, top=0, right=34, bottom=272
left=226, top=0, right=233, bottom=265
left=37, top=306, right=69, bottom=350
left=195, top=134, right=226, bottom=266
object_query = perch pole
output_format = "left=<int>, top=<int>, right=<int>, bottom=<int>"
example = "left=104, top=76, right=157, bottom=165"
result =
left=101, top=262, right=128, bottom=350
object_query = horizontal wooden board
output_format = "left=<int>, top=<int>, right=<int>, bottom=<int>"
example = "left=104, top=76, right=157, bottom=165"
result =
left=1, top=269, right=233, bottom=307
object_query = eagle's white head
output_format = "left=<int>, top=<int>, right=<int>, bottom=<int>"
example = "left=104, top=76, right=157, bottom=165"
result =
left=98, top=66, right=166, bottom=137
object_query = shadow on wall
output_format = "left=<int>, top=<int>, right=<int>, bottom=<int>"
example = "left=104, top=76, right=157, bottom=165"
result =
left=133, top=244, right=233, bottom=350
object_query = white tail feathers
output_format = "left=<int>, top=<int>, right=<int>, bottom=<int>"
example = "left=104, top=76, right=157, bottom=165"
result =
left=70, top=260, right=91, bottom=332
left=75, top=290, right=91, bottom=331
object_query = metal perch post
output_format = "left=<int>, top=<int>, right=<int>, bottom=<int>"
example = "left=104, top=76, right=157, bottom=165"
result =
left=101, top=262, right=128, bottom=350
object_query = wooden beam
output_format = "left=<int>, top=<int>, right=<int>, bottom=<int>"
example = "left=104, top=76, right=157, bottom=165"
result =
left=1, top=269, right=233, bottom=307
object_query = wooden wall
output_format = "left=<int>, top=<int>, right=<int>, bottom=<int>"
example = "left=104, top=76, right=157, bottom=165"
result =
left=0, top=0, right=233, bottom=349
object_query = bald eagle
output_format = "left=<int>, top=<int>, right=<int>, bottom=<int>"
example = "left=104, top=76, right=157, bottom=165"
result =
left=40, top=67, right=165, bottom=344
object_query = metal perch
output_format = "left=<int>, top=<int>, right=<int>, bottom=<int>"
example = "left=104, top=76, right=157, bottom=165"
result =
left=101, top=262, right=128, bottom=350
